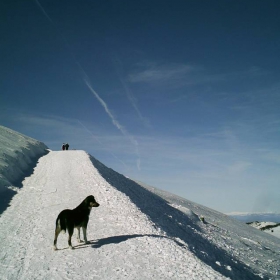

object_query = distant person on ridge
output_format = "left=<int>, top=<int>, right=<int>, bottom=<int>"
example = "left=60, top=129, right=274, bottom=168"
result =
left=65, top=143, right=69, bottom=150
left=62, top=143, right=65, bottom=151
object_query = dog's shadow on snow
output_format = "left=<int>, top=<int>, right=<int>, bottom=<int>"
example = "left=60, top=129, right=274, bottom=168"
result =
left=74, top=234, right=186, bottom=250
left=92, top=234, right=147, bottom=248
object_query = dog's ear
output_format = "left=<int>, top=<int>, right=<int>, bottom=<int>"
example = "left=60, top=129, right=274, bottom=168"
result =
left=85, top=195, right=95, bottom=205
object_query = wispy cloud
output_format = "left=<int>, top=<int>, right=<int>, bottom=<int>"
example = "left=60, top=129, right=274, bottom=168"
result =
left=12, top=114, right=93, bottom=148
left=227, top=161, right=252, bottom=174
left=128, top=62, right=267, bottom=89
left=120, top=77, right=151, bottom=129
left=83, top=78, right=141, bottom=170
left=113, top=57, right=151, bottom=129
left=129, top=63, right=196, bottom=83
left=8, top=113, right=135, bottom=169
left=18, top=114, right=78, bottom=131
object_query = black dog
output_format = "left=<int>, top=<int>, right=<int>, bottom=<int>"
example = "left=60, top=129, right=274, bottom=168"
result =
left=53, top=195, right=99, bottom=250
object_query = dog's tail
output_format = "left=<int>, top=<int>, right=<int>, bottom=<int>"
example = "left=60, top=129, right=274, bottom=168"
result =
left=56, top=216, right=67, bottom=233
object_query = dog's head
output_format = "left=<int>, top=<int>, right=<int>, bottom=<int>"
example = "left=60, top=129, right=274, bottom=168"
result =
left=85, top=195, right=100, bottom=208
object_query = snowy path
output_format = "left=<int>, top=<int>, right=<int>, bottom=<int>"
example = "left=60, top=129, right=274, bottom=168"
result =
left=0, top=151, right=226, bottom=280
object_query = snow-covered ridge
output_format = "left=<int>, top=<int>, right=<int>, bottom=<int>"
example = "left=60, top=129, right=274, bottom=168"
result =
left=228, top=213, right=280, bottom=239
left=0, top=125, right=48, bottom=212
left=0, top=126, right=280, bottom=279
left=247, top=221, right=280, bottom=239
left=248, top=221, right=280, bottom=231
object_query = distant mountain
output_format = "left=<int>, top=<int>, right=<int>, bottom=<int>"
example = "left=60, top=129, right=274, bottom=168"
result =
left=228, top=213, right=280, bottom=239
left=229, top=213, right=280, bottom=223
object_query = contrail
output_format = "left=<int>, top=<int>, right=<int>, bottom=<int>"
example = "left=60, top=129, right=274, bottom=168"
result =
left=83, top=75, right=141, bottom=170
left=77, top=120, right=128, bottom=169
left=120, top=77, right=150, bottom=126
left=35, top=0, right=54, bottom=25
left=83, top=78, right=140, bottom=151
left=35, top=0, right=83, bottom=74
left=34, top=0, right=141, bottom=170
left=84, top=79, right=125, bottom=132
left=34, top=0, right=132, bottom=138
left=113, top=57, right=151, bottom=129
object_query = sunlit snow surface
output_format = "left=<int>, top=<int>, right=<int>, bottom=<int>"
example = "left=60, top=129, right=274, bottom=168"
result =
left=228, top=213, right=280, bottom=239
left=0, top=126, right=279, bottom=280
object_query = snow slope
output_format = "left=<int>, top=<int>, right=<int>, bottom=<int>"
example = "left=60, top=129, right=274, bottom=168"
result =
left=0, top=125, right=48, bottom=214
left=1, top=151, right=226, bottom=280
left=0, top=127, right=280, bottom=279
left=247, top=222, right=280, bottom=239
left=134, top=181, right=280, bottom=279
left=228, top=213, right=280, bottom=239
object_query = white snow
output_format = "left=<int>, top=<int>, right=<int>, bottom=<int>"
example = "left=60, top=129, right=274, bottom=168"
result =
left=1, top=126, right=280, bottom=280
left=0, top=125, right=48, bottom=213
left=247, top=222, right=280, bottom=239
left=229, top=212, right=280, bottom=239
left=0, top=125, right=48, bottom=190
left=263, top=224, right=280, bottom=239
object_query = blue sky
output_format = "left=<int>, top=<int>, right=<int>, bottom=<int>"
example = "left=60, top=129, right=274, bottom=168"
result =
left=1, top=0, right=280, bottom=213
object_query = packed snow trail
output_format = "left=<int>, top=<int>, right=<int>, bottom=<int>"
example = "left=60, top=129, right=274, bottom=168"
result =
left=0, top=151, right=227, bottom=280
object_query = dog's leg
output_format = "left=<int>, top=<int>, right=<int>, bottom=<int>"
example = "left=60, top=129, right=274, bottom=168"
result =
left=68, top=228, right=74, bottom=249
left=77, top=227, right=82, bottom=243
left=82, top=227, right=89, bottom=244
left=53, top=225, right=61, bottom=250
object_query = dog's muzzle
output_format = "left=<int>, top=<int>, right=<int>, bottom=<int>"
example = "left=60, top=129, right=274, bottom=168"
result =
left=90, top=202, right=99, bottom=207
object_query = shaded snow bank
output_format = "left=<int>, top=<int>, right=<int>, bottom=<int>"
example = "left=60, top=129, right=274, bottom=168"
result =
left=90, top=156, right=280, bottom=280
left=0, top=125, right=48, bottom=213
left=131, top=180, right=280, bottom=279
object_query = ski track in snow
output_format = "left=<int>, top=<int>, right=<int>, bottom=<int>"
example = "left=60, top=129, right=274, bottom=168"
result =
left=0, top=151, right=224, bottom=279
left=0, top=150, right=280, bottom=279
